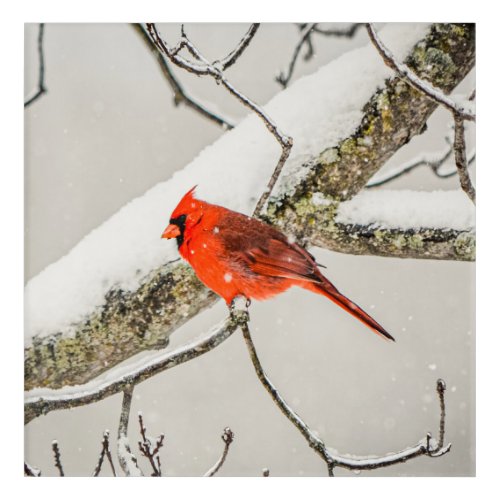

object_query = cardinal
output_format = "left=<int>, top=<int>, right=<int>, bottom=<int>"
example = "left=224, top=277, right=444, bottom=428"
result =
left=162, top=187, right=394, bottom=341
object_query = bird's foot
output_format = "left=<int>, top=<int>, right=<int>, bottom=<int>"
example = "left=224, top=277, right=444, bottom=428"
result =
left=229, top=296, right=251, bottom=324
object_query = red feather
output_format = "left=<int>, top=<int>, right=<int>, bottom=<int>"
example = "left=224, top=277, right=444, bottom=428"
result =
left=162, top=188, right=394, bottom=341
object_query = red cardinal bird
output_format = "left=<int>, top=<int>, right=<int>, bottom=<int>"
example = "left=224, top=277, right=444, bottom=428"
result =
left=162, top=187, right=394, bottom=341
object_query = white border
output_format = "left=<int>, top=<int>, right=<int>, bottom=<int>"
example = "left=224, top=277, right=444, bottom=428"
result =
left=3, top=0, right=496, bottom=497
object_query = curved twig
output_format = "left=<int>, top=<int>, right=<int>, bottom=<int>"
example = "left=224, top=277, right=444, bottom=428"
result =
left=204, top=427, right=235, bottom=476
left=240, top=318, right=451, bottom=475
left=24, top=23, right=47, bottom=108
left=219, top=23, right=260, bottom=70
left=276, top=23, right=317, bottom=88
left=131, top=24, right=234, bottom=129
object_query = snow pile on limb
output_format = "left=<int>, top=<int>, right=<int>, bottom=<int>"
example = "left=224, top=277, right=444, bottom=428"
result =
left=25, top=24, right=436, bottom=344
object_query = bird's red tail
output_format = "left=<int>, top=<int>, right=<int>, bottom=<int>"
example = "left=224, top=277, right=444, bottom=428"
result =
left=305, top=279, right=395, bottom=341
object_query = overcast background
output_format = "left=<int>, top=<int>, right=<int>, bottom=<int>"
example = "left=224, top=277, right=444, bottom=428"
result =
left=24, top=23, right=475, bottom=476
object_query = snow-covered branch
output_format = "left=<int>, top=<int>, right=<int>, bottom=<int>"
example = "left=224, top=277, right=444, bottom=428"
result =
left=25, top=24, right=475, bottom=395
left=25, top=313, right=247, bottom=422
left=366, top=23, right=475, bottom=121
left=241, top=318, right=450, bottom=475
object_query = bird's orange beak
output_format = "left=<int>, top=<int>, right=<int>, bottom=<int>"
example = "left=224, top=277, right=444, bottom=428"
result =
left=161, top=224, right=181, bottom=239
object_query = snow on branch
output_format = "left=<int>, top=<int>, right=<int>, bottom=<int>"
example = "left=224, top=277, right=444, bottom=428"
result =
left=25, top=24, right=475, bottom=394
left=366, top=23, right=475, bottom=121
left=24, top=312, right=247, bottom=422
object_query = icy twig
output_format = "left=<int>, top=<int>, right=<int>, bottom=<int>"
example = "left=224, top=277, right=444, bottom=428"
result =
left=262, top=467, right=270, bottom=477
left=276, top=23, right=318, bottom=88
left=24, top=24, right=47, bottom=108
left=453, top=114, right=476, bottom=204
left=25, top=315, right=245, bottom=422
left=138, top=413, right=164, bottom=476
left=145, top=23, right=292, bottom=216
left=367, top=134, right=476, bottom=187
left=93, top=430, right=116, bottom=477
left=366, top=24, right=475, bottom=122
left=218, top=23, right=260, bottom=70
left=24, top=462, right=41, bottom=477
left=117, top=386, right=144, bottom=476
left=51, top=440, right=64, bottom=476
left=131, top=24, right=233, bottom=130
left=241, top=316, right=451, bottom=475
left=204, top=427, right=235, bottom=476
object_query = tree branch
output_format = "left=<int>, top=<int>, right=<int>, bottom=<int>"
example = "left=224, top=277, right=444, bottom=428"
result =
left=25, top=313, right=248, bottom=422
left=138, top=412, right=164, bottom=476
left=24, top=23, right=47, bottom=108
left=218, top=23, right=260, bottom=70
left=366, top=23, right=475, bottom=122
left=51, top=440, right=64, bottom=476
left=145, top=23, right=293, bottom=215
left=204, top=427, right=234, bottom=476
left=241, top=318, right=451, bottom=475
left=131, top=23, right=234, bottom=130
left=117, top=386, right=144, bottom=476
left=276, top=23, right=317, bottom=88
left=453, top=114, right=476, bottom=203
left=93, top=430, right=116, bottom=477
left=367, top=133, right=475, bottom=187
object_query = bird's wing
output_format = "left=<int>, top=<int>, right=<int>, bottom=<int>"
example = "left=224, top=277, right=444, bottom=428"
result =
left=244, top=238, right=323, bottom=284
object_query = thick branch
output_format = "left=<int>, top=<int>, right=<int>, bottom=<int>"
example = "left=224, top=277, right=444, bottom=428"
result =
left=366, top=24, right=475, bottom=122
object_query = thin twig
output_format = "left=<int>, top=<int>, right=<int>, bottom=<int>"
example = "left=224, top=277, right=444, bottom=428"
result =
left=366, top=24, right=475, bottom=122
left=93, top=430, right=116, bottom=477
left=204, top=427, right=234, bottom=477
left=24, top=462, right=41, bottom=477
left=138, top=412, right=164, bottom=476
left=219, top=23, right=260, bottom=70
left=131, top=24, right=233, bottom=129
left=24, top=23, right=47, bottom=108
left=241, top=317, right=451, bottom=475
left=436, top=379, right=446, bottom=449
left=117, top=386, right=144, bottom=477
left=51, top=440, right=64, bottom=476
left=145, top=23, right=293, bottom=216
left=276, top=23, right=317, bottom=88
left=25, top=315, right=245, bottom=421
left=453, top=113, right=476, bottom=203
left=367, top=136, right=476, bottom=187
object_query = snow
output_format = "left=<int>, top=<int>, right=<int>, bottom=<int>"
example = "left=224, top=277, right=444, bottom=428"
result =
left=25, top=24, right=430, bottom=344
left=336, top=190, right=475, bottom=231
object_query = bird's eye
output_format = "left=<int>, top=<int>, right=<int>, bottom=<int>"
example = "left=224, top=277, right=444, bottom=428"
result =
left=170, top=214, right=187, bottom=228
